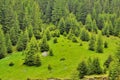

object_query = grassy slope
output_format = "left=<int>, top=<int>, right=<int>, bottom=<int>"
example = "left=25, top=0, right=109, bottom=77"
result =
left=0, top=35, right=119, bottom=80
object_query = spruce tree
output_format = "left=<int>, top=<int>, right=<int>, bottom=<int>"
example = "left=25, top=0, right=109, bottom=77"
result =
left=77, top=61, right=87, bottom=79
left=96, top=33, right=104, bottom=53
left=58, top=18, right=65, bottom=35
left=80, top=28, right=90, bottom=41
left=5, top=33, right=12, bottom=53
left=0, top=25, right=7, bottom=59
left=92, top=58, right=102, bottom=74
left=24, top=35, right=40, bottom=66
left=40, top=35, right=49, bottom=52
left=89, top=34, right=96, bottom=51
left=17, top=30, right=29, bottom=51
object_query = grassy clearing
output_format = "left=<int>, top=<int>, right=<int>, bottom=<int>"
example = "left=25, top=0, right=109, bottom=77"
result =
left=0, top=35, right=119, bottom=80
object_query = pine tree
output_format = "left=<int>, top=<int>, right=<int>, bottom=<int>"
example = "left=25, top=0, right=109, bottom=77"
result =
left=24, top=35, right=40, bottom=66
left=87, top=58, right=94, bottom=75
left=0, top=25, right=7, bottom=59
left=114, top=18, right=120, bottom=36
left=92, top=58, right=102, bottom=74
left=85, top=14, right=93, bottom=31
left=104, top=55, right=113, bottom=68
left=34, top=54, right=41, bottom=67
left=58, top=18, right=65, bottom=35
left=96, top=33, right=104, bottom=53
left=40, top=35, right=49, bottom=52
left=77, top=61, right=87, bottom=79
left=80, top=28, right=90, bottom=41
left=89, top=34, right=96, bottom=51
left=45, top=29, right=51, bottom=41
left=17, top=30, right=29, bottom=51
left=5, top=33, right=12, bottom=53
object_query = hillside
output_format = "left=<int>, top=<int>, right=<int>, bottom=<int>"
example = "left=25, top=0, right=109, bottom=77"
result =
left=0, top=0, right=120, bottom=80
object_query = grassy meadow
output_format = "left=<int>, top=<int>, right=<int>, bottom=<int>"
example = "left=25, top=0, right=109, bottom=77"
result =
left=0, top=35, right=119, bottom=80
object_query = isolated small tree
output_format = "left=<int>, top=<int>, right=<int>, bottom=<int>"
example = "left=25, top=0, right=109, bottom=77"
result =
left=96, top=33, right=104, bottom=53
left=77, top=61, right=87, bottom=79
left=53, top=37, right=58, bottom=43
left=49, top=49, right=54, bottom=56
left=104, top=41, right=108, bottom=48
left=40, top=35, right=49, bottom=52
left=0, top=25, right=7, bottom=59
left=5, top=33, right=13, bottom=53
left=89, top=34, right=96, bottom=51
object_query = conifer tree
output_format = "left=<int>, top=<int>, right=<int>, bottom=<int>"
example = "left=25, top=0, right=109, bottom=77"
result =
left=77, top=61, right=87, bottom=79
left=0, top=25, right=7, bottom=59
left=58, top=18, right=65, bottom=35
left=96, top=33, right=104, bottom=53
left=40, top=35, right=49, bottom=52
left=17, top=30, right=29, bottom=51
left=5, top=33, right=12, bottom=53
left=80, top=28, right=90, bottom=41
left=89, top=34, right=96, bottom=51
left=92, top=58, right=102, bottom=74
left=24, top=36, right=40, bottom=66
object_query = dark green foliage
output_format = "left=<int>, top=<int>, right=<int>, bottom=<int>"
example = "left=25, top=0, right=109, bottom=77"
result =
left=96, top=33, right=104, bottom=53
left=5, top=34, right=12, bottom=53
left=24, top=36, right=41, bottom=66
left=89, top=34, right=96, bottom=51
left=58, top=18, right=65, bottom=34
left=0, top=25, right=7, bottom=59
left=92, top=58, right=102, bottom=74
left=104, top=55, right=113, bottom=68
left=77, top=61, right=87, bottom=79
left=104, top=41, right=108, bottom=48
left=17, top=30, right=29, bottom=51
left=40, top=35, right=49, bottom=52
left=34, top=55, right=41, bottom=67
left=114, top=18, right=120, bottom=36
left=49, top=49, right=54, bottom=56
left=45, top=29, right=51, bottom=41
left=72, top=36, right=78, bottom=43
left=53, top=38, right=58, bottom=44
left=87, top=58, right=94, bottom=75
left=80, top=28, right=90, bottom=41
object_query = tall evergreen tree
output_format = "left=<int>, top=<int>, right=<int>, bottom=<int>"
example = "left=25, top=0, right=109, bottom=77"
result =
left=5, top=33, right=12, bottom=53
left=89, top=34, right=96, bottom=51
left=0, top=25, right=7, bottom=59
left=92, top=58, right=102, bottom=74
left=24, top=35, right=40, bottom=66
left=96, top=33, right=104, bottom=53
left=58, top=18, right=65, bottom=35
left=77, top=61, right=87, bottom=79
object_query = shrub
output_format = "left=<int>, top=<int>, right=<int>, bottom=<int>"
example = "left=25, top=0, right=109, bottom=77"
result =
left=72, top=36, right=78, bottom=43
left=48, top=64, right=52, bottom=71
left=60, top=57, right=66, bottom=61
left=53, top=38, right=58, bottom=43
left=49, top=49, right=54, bottom=56
left=9, top=62, right=14, bottom=66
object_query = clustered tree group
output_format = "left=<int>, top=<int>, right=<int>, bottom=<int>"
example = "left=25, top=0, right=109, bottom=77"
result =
left=77, top=58, right=102, bottom=79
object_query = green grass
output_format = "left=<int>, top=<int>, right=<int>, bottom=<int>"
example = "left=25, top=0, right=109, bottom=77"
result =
left=0, top=35, right=119, bottom=80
